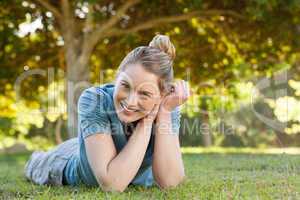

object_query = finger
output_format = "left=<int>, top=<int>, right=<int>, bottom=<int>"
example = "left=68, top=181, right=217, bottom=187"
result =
left=180, top=80, right=186, bottom=103
left=173, top=81, right=181, bottom=103
left=181, top=80, right=186, bottom=96
left=189, top=88, right=193, bottom=96
left=150, top=103, right=160, bottom=116
left=174, top=81, right=181, bottom=103
left=185, top=81, right=190, bottom=97
left=182, top=80, right=188, bottom=97
left=173, top=81, right=180, bottom=95
left=182, top=81, right=189, bottom=102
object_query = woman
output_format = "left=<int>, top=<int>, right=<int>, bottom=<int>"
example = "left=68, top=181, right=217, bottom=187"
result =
left=24, top=34, right=191, bottom=192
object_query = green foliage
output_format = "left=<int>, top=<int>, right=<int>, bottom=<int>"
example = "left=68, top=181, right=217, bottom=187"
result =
left=1, top=0, right=300, bottom=147
left=0, top=85, right=46, bottom=149
left=267, top=79, right=300, bottom=135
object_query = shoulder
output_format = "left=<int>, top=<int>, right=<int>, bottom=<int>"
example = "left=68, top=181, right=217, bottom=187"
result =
left=79, top=84, right=115, bottom=103
left=78, top=84, right=115, bottom=113
left=80, top=84, right=114, bottom=99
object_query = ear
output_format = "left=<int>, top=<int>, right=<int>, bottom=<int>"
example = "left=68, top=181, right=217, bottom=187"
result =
left=162, top=83, right=175, bottom=97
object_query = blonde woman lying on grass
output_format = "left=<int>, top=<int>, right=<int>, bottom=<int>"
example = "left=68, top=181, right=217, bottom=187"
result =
left=24, top=34, right=192, bottom=192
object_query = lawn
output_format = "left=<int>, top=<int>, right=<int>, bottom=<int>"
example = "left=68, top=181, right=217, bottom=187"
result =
left=0, top=149, right=299, bottom=199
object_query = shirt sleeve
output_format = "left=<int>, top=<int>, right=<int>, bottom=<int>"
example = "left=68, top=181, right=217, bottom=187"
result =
left=171, top=106, right=181, bottom=135
left=78, top=87, right=112, bottom=139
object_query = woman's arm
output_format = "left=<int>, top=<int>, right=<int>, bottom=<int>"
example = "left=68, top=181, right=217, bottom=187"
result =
left=152, top=111, right=185, bottom=189
left=85, top=120, right=151, bottom=192
left=152, top=80, right=191, bottom=189
left=85, top=104, right=160, bottom=192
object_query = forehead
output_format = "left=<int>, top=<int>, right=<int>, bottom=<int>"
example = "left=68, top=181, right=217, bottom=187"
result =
left=119, top=64, right=160, bottom=90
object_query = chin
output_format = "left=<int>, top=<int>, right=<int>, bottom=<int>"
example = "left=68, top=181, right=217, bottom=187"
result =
left=117, top=112, right=146, bottom=124
left=117, top=112, right=138, bottom=123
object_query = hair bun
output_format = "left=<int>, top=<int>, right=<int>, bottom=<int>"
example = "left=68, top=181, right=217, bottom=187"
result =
left=148, top=34, right=176, bottom=60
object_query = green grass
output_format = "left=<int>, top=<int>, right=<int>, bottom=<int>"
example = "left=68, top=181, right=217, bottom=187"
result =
left=0, top=150, right=299, bottom=199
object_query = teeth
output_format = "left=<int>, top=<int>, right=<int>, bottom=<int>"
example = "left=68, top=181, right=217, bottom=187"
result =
left=121, top=102, right=138, bottom=112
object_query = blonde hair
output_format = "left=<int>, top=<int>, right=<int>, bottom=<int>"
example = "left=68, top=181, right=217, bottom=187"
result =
left=117, top=34, right=176, bottom=93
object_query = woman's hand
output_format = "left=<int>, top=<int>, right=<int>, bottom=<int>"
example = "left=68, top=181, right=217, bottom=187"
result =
left=140, top=102, right=161, bottom=125
left=160, top=80, right=192, bottom=113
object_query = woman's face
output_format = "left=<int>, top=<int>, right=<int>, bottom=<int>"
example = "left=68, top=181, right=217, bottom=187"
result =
left=113, top=63, right=162, bottom=123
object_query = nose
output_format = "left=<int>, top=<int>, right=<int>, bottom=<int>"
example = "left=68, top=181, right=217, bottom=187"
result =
left=126, top=91, right=139, bottom=109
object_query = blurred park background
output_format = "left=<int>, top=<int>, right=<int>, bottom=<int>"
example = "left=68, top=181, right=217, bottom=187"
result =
left=1, top=0, right=300, bottom=153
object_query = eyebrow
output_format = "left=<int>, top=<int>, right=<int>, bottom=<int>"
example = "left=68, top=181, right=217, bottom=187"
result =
left=120, top=80, right=130, bottom=84
left=121, top=80, right=153, bottom=95
left=139, top=90, right=154, bottom=96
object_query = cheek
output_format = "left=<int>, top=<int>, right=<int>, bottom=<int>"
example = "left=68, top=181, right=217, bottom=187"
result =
left=116, top=89, right=128, bottom=101
left=140, top=98, right=159, bottom=112
left=114, top=88, right=127, bottom=112
left=142, top=102, right=154, bottom=111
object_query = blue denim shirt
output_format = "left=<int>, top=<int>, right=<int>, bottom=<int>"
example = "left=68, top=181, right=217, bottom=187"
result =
left=63, top=83, right=181, bottom=187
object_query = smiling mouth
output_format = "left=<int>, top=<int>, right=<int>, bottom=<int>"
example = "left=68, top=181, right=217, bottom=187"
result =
left=120, top=101, right=140, bottom=113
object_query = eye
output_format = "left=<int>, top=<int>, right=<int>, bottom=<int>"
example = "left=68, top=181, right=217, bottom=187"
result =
left=139, top=91, right=151, bottom=98
left=121, top=82, right=130, bottom=89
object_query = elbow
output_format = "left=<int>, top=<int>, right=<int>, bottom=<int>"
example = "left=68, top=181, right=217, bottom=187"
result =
left=155, top=171, right=186, bottom=190
left=97, top=175, right=128, bottom=193
left=100, top=185, right=127, bottom=193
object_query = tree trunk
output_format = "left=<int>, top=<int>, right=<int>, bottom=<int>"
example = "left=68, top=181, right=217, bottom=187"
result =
left=202, top=112, right=212, bottom=147
left=55, top=0, right=206, bottom=138
left=66, top=50, right=91, bottom=138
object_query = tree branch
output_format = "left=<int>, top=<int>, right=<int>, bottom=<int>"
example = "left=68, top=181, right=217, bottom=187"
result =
left=199, top=9, right=246, bottom=20
left=106, top=11, right=204, bottom=37
left=104, top=9, right=245, bottom=37
left=32, top=0, right=62, bottom=20
left=80, top=8, right=245, bottom=65
left=81, top=0, right=141, bottom=61
left=84, top=3, right=94, bottom=34
left=60, top=0, right=80, bottom=66
left=61, top=0, right=74, bottom=29
left=86, top=0, right=141, bottom=48
left=96, top=0, right=141, bottom=34
left=60, top=0, right=76, bottom=44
